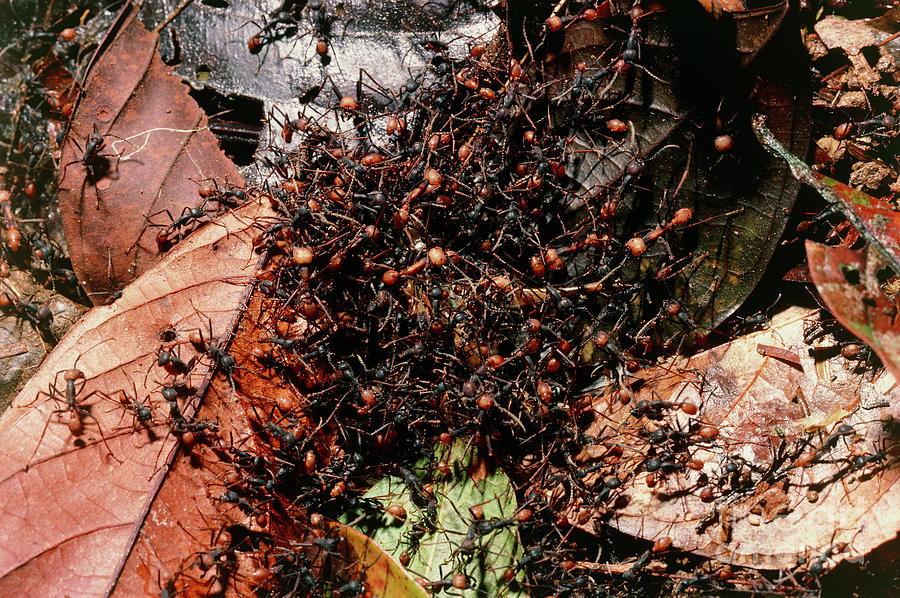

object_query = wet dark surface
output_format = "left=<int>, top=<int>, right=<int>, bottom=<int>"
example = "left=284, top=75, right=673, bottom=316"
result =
left=140, top=0, right=498, bottom=102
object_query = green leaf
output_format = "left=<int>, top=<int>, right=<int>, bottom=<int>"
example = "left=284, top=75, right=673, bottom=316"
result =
left=345, top=441, right=527, bottom=598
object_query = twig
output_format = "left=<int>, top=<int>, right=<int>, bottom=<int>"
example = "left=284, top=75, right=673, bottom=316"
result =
left=751, top=113, right=900, bottom=276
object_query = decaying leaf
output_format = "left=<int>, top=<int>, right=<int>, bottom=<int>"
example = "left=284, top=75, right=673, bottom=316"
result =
left=0, top=197, right=271, bottom=596
left=567, top=306, right=900, bottom=570
left=755, top=114, right=900, bottom=379
left=0, top=270, right=88, bottom=412
left=351, top=441, right=526, bottom=598
left=814, top=15, right=881, bottom=88
left=57, top=4, right=245, bottom=304
left=806, top=241, right=900, bottom=382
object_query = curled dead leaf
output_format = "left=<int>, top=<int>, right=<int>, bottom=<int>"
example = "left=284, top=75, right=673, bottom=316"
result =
left=323, top=522, right=429, bottom=598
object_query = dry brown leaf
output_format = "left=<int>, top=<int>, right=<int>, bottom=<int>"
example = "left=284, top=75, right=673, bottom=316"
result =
left=568, top=306, right=900, bottom=570
left=110, top=286, right=330, bottom=596
left=0, top=270, right=89, bottom=411
left=814, top=16, right=881, bottom=88
left=57, top=5, right=244, bottom=304
left=0, top=198, right=271, bottom=596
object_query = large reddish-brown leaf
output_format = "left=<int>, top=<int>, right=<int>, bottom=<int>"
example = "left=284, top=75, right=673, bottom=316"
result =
left=110, top=286, right=323, bottom=597
left=57, top=5, right=244, bottom=304
left=568, top=307, right=900, bottom=570
left=0, top=198, right=271, bottom=596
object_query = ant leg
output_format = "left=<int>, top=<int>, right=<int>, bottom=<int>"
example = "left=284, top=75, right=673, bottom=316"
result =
left=24, top=393, right=68, bottom=468
left=75, top=388, right=124, bottom=464
left=58, top=134, right=86, bottom=183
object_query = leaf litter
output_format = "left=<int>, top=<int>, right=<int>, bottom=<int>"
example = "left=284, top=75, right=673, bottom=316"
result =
left=3, top=1, right=900, bottom=596
left=568, top=306, right=900, bottom=570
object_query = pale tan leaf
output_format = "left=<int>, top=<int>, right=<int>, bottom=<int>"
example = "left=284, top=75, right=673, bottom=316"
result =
left=568, top=307, right=900, bottom=570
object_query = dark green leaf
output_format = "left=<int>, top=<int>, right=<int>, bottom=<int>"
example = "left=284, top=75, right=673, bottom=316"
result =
left=559, top=5, right=810, bottom=331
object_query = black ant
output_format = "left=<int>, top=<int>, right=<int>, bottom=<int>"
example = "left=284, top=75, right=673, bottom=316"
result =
left=724, top=293, right=782, bottom=337
left=553, top=575, right=592, bottom=597
left=247, top=10, right=299, bottom=55
left=207, top=342, right=237, bottom=385
left=269, top=550, right=318, bottom=595
left=622, top=4, right=645, bottom=70
left=188, top=310, right=243, bottom=391
left=153, top=203, right=212, bottom=251
left=155, top=339, right=196, bottom=378
left=265, top=421, right=301, bottom=453
left=79, top=131, right=106, bottom=176
left=622, top=549, right=653, bottom=579
left=807, top=542, right=846, bottom=577
left=334, top=579, right=365, bottom=597
left=516, top=545, right=545, bottom=572
left=60, top=125, right=136, bottom=208
left=397, top=465, right=433, bottom=506
left=0, top=287, right=54, bottom=340
left=126, top=396, right=153, bottom=425
left=833, top=113, right=896, bottom=141
left=109, top=374, right=156, bottom=434
left=310, top=536, right=343, bottom=554
left=851, top=444, right=888, bottom=471
left=267, top=335, right=304, bottom=352
left=418, top=575, right=472, bottom=595
left=217, top=186, right=246, bottom=207
left=219, top=489, right=256, bottom=514
left=306, top=0, right=334, bottom=56
left=60, top=126, right=115, bottom=185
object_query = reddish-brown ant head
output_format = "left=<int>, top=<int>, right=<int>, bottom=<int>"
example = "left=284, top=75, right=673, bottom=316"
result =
left=66, top=413, right=84, bottom=435
left=64, top=368, right=84, bottom=382
left=545, top=14, right=563, bottom=32
left=156, top=230, right=173, bottom=250
left=5, top=227, right=21, bottom=252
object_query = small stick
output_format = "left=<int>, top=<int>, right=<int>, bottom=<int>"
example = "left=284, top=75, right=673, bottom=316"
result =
left=757, top=343, right=802, bottom=368
left=0, top=342, right=27, bottom=359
